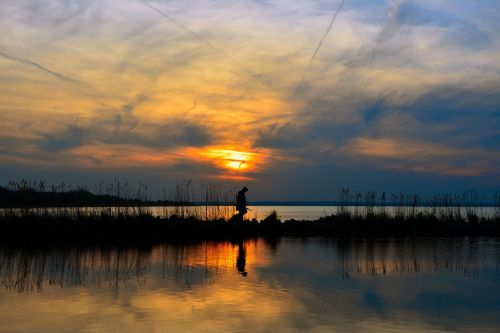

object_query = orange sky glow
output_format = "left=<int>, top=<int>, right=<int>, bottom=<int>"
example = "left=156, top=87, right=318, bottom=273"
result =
left=0, top=0, right=499, bottom=198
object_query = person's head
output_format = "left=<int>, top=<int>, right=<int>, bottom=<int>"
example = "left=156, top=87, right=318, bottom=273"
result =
left=242, top=187, right=248, bottom=192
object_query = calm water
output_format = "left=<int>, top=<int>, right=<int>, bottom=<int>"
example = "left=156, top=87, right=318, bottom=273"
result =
left=1, top=237, right=500, bottom=332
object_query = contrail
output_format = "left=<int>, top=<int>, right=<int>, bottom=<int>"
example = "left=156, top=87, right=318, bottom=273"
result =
left=140, top=0, right=272, bottom=88
left=0, top=51, right=80, bottom=84
left=294, top=0, right=346, bottom=96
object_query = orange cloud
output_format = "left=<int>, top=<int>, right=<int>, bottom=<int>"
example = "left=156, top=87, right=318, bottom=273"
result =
left=344, top=137, right=497, bottom=177
left=59, top=144, right=275, bottom=182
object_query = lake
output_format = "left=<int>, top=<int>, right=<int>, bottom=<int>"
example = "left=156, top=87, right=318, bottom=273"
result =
left=1, top=236, right=499, bottom=332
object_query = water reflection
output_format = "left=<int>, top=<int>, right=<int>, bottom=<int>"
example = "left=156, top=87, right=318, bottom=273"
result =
left=0, top=244, right=233, bottom=293
left=236, top=241, right=247, bottom=277
left=0, top=247, right=151, bottom=293
left=0, top=237, right=499, bottom=332
left=332, top=238, right=498, bottom=279
left=1, top=237, right=498, bottom=294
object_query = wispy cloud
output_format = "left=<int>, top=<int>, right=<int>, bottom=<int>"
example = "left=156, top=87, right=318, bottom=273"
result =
left=294, top=0, right=346, bottom=96
left=0, top=51, right=80, bottom=84
left=0, top=0, right=499, bottom=197
left=342, top=137, right=499, bottom=177
left=140, top=0, right=272, bottom=88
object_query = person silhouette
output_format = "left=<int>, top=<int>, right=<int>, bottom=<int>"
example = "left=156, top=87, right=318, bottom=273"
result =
left=236, top=187, right=248, bottom=216
left=236, top=241, right=248, bottom=276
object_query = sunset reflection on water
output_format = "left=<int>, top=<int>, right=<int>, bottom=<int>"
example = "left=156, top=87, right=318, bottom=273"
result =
left=0, top=237, right=500, bottom=332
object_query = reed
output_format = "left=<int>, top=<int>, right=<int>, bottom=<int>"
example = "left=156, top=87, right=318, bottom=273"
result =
left=0, top=178, right=236, bottom=221
left=0, top=180, right=499, bottom=243
left=494, top=192, right=500, bottom=219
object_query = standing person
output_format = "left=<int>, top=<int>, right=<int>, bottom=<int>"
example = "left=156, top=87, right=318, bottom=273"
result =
left=236, top=187, right=248, bottom=216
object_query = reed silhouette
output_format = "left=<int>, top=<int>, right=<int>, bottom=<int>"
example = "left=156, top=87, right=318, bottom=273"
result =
left=0, top=180, right=499, bottom=244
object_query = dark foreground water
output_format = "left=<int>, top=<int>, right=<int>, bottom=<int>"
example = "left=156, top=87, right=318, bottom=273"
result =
left=1, top=237, right=499, bottom=332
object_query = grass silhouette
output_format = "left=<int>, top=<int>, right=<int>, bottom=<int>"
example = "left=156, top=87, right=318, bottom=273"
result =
left=0, top=180, right=499, bottom=245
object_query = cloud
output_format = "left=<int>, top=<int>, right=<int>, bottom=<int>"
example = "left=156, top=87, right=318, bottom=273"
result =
left=41, top=125, right=89, bottom=151
left=254, top=123, right=305, bottom=149
left=343, top=137, right=499, bottom=177
left=39, top=120, right=212, bottom=152
left=294, top=0, right=346, bottom=96
left=140, top=0, right=273, bottom=88
left=254, top=76, right=500, bottom=180
left=0, top=51, right=80, bottom=84
left=0, top=0, right=500, bottom=197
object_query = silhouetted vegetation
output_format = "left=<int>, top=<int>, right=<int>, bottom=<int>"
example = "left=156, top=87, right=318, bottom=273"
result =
left=0, top=180, right=499, bottom=244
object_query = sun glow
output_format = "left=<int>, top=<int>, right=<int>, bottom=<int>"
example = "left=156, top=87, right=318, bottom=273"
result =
left=206, top=149, right=253, bottom=171
left=180, top=146, right=273, bottom=180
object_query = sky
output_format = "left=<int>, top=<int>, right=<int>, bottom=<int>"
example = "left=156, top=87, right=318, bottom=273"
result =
left=0, top=0, right=499, bottom=200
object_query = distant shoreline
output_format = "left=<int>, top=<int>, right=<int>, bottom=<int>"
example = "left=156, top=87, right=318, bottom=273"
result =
left=2, top=185, right=499, bottom=208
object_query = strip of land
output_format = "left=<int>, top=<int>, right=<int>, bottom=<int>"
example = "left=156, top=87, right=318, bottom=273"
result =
left=1, top=211, right=499, bottom=246
left=1, top=184, right=499, bottom=245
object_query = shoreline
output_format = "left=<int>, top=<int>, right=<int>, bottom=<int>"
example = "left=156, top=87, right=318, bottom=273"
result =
left=1, top=212, right=499, bottom=246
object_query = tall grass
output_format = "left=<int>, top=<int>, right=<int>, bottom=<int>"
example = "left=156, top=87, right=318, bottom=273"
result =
left=494, top=192, right=500, bottom=219
left=0, top=178, right=237, bottom=222
left=0, top=180, right=499, bottom=241
left=333, top=187, right=497, bottom=223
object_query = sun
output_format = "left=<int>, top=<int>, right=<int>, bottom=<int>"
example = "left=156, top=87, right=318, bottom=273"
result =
left=203, top=149, right=254, bottom=172
left=225, top=152, right=250, bottom=170
left=190, top=147, right=270, bottom=178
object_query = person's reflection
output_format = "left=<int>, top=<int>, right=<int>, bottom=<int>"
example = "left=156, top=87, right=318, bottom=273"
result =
left=236, top=241, right=248, bottom=277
